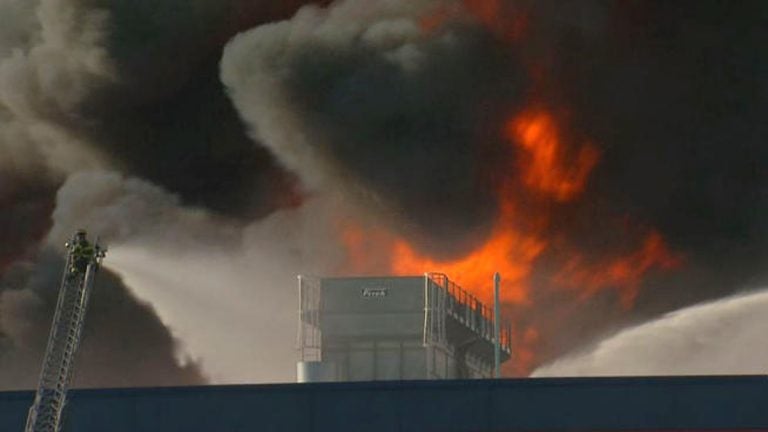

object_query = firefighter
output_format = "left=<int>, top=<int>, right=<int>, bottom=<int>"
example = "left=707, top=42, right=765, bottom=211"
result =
left=70, top=230, right=95, bottom=275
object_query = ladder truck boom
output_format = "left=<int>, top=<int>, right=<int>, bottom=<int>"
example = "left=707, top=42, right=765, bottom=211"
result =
left=24, top=230, right=106, bottom=432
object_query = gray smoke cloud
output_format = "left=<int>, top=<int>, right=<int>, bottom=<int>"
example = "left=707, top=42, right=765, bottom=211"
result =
left=0, top=0, right=112, bottom=175
left=0, top=0, right=331, bottom=387
left=0, top=0, right=37, bottom=57
left=221, top=0, right=528, bottom=256
left=0, top=0, right=114, bottom=271
left=0, top=0, right=262, bottom=389
left=0, top=177, right=211, bottom=389
left=221, top=0, right=768, bottom=372
left=45, top=171, right=347, bottom=382
left=0, top=0, right=321, bottom=257
left=73, top=0, right=321, bottom=217
left=0, top=2, right=117, bottom=381
left=1, top=0, right=767, bottom=383
left=0, top=251, right=205, bottom=390
left=47, top=171, right=240, bottom=249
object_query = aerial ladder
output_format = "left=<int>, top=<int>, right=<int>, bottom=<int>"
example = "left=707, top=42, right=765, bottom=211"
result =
left=24, top=230, right=106, bottom=432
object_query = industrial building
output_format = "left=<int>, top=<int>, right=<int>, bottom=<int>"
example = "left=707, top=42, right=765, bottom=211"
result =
left=297, top=274, right=512, bottom=382
left=4, top=269, right=767, bottom=431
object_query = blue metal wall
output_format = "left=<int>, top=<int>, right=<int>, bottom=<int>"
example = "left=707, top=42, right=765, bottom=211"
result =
left=2, top=376, right=767, bottom=431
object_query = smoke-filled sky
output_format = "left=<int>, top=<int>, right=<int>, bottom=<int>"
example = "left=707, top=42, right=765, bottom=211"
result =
left=0, top=0, right=766, bottom=388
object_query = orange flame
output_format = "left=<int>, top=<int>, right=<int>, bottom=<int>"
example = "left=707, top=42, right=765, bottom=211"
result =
left=506, top=326, right=540, bottom=375
left=463, top=0, right=527, bottom=42
left=508, top=110, right=600, bottom=202
left=391, top=212, right=546, bottom=306
left=383, top=109, right=600, bottom=307
left=336, top=103, right=681, bottom=374
left=554, top=231, right=682, bottom=309
left=339, top=5, right=680, bottom=373
left=419, top=0, right=526, bottom=41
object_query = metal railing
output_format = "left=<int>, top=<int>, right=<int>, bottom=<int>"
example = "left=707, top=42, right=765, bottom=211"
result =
left=425, top=273, right=513, bottom=354
left=297, top=276, right=322, bottom=362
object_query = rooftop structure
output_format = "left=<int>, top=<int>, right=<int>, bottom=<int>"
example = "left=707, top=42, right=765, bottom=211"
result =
left=297, top=273, right=512, bottom=382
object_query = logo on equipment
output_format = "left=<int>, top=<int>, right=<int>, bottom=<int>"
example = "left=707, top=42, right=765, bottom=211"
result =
left=361, top=288, right=388, bottom=298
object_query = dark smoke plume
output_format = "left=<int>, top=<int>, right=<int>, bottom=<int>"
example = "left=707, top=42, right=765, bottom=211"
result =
left=222, top=0, right=768, bottom=368
left=0, top=179, right=56, bottom=273
left=1, top=0, right=767, bottom=380
left=0, top=251, right=205, bottom=390
left=223, top=0, right=531, bottom=257
left=0, top=0, right=320, bottom=387
left=521, top=1, right=768, bottom=363
left=0, top=0, right=322, bottom=264
left=69, top=0, right=332, bottom=217
left=500, top=0, right=768, bottom=363
left=521, top=1, right=768, bottom=352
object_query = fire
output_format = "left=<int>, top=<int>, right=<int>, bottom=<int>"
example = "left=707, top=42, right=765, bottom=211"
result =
left=337, top=221, right=398, bottom=275
left=462, top=0, right=527, bottom=42
left=391, top=211, right=546, bottom=306
left=334, top=3, right=682, bottom=375
left=387, top=109, right=598, bottom=307
left=508, top=110, right=599, bottom=202
left=507, top=326, right=540, bottom=376
left=336, top=104, right=680, bottom=374
left=419, top=0, right=526, bottom=41
left=338, top=204, right=546, bottom=307
left=554, top=231, right=682, bottom=309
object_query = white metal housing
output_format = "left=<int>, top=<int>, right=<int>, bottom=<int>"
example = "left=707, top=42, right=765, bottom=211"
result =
left=297, top=274, right=512, bottom=382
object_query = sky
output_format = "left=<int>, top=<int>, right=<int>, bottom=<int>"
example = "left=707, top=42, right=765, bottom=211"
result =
left=0, top=0, right=766, bottom=388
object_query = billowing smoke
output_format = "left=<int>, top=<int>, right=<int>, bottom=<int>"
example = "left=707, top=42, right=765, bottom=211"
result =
left=0, top=0, right=113, bottom=277
left=0, top=251, right=205, bottom=389
left=0, top=179, right=56, bottom=272
left=46, top=171, right=348, bottom=382
left=221, top=0, right=768, bottom=371
left=1, top=0, right=767, bottom=385
left=222, top=0, right=528, bottom=255
left=0, top=0, right=320, bottom=389
left=517, top=1, right=768, bottom=363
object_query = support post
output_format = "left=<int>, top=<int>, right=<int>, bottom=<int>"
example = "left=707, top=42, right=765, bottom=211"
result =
left=493, top=272, right=501, bottom=378
left=423, top=273, right=430, bottom=346
left=297, top=275, right=303, bottom=361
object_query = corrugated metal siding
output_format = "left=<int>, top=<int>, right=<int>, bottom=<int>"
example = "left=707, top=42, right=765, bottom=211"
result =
left=1, top=376, right=768, bottom=431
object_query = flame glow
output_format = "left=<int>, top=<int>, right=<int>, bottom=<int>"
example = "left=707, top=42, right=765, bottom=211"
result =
left=508, top=110, right=599, bottom=202
left=462, top=0, right=527, bottom=42
left=419, top=0, right=526, bottom=41
left=336, top=104, right=679, bottom=373
left=391, top=205, right=546, bottom=306
left=554, top=231, right=682, bottom=309
left=334, top=2, right=682, bottom=375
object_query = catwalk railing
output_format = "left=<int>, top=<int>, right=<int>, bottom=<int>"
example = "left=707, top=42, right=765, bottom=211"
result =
left=424, top=273, right=512, bottom=354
